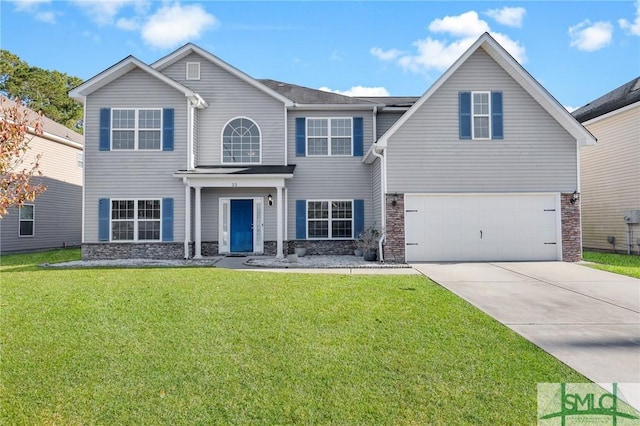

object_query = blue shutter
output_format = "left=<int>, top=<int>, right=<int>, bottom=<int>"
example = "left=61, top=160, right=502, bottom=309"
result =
left=459, top=92, right=471, bottom=139
left=162, top=198, right=174, bottom=242
left=491, top=92, right=503, bottom=139
left=99, top=108, right=110, bottom=151
left=354, top=199, right=365, bottom=238
left=163, top=108, right=174, bottom=151
left=295, top=117, right=306, bottom=157
left=353, top=117, right=363, bottom=156
left=98, top=198, right=110, bottom=241
left=296, top=200, right=306, bottom=239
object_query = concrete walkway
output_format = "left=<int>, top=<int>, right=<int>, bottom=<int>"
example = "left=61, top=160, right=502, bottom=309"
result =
left=411, top=261, right=640, bottom=411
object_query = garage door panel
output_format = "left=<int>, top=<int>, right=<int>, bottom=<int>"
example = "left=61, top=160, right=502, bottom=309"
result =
left=405, top=194, right=560, bottom=262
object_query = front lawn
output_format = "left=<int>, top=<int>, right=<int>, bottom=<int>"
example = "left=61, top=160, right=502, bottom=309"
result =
left=583, top=250, right=640, bottom=278
left=1, top=250, right=584, bottom=424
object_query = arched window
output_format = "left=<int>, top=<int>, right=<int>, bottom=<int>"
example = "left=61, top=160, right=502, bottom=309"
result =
left=222, top=118, right=261, bottom=163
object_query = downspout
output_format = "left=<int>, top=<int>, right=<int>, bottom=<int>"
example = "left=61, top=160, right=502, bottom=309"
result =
left=371, top=106, right=385, bottom=262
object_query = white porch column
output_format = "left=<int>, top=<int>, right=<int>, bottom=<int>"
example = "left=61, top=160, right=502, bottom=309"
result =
left=194, top=186, right=202, bottom=259
left=276, top=185, right=284, bottom=259
left=184, top=183, right=191, bottom=259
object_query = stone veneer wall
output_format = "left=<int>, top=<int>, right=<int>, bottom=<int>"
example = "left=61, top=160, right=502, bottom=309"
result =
left=561, top=193, right=582, bottom=262
left=384, top=193, right=406, bottom=263
left=286, top=240, right=356, bottom=255
left=82, top=243, right=185, bottom=260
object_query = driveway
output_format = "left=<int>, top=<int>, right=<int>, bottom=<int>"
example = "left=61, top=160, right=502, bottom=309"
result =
left=411, top=261, right=640, bottom=410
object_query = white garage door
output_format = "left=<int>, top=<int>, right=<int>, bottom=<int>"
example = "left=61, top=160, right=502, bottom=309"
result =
left=405, top=193, right=561, bottom=262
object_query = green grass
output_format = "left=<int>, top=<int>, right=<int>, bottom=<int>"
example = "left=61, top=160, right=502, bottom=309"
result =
left=1, top=250, right=585, bottom=424
left=583, top=251, right=640, bottom=278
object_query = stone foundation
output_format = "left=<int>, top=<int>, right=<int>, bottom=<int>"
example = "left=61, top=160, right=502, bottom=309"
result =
left=561, top=193, right=582, bottom=262
left=82, top=242, right=185, bottom=260
left=384, top=193, right=406, bottom=263
left=286, top=240, right=356, bottom=255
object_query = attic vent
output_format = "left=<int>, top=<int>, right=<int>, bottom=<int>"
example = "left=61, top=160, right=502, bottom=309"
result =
left=186, top=62, right=200, bottom=80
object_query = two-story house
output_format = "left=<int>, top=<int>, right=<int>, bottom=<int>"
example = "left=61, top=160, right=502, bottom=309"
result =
left=0, top=97, right=84, bottom=254
left=70, top=33, right=595, bottom=262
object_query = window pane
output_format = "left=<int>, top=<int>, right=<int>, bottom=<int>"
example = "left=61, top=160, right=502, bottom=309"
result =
left=113, top=110, right=135, bottom=128
left=112, top=130, right=135, bottom=149
left=139, top=130, right=161, bottom=150
left=222, top=118, right=260, bottom=163
left=308, top=220, right=328, bottom=238
left=139, top=110, right=161, bottom=129
left=19, top=205, right=34, bottom=220
left=19, top=221, right=34, bottom=236
left=474, top=117, right=490, bottom=138
left=331, top=118, right=351, bottom=137
left=331, top=201, right=352, bottom=219
left=112, top=221, right=134, bottom=240
left=308, top=201, right=328, bottom=219
left=307, top=119, right=328, bottom=137
left=308, top=138, right=328, bottom=155
left=331, top=138, right=351, bottom=155
left=138, top=200, right=160, bottom=219
left=473, top=93, right=489, bottom=115
left=138, top=221, right=160, bottom=240
left=112, top=200, right=135, bottom=220
left=332, top=220, right=352, bottom=238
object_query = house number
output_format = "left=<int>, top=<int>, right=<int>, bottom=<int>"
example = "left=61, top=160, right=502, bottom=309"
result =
left=231, top=183, right=238, bottom=187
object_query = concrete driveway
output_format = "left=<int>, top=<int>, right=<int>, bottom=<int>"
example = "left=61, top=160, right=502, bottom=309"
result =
left=411, top=261, right=640, bottom=410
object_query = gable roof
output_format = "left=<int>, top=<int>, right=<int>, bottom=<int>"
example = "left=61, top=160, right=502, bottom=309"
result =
left=572, top=76, right=640, bottom=123
left=259, top=79, right=378, bottom=107
left=152, top=44, right=293, bottom=107
left=69, top=55, right=201, bottom=103
left=374, top=32, right=596, bottom=151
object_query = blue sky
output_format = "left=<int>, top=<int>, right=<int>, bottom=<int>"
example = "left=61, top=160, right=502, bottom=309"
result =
left=2, top=1, right=639, bottom=110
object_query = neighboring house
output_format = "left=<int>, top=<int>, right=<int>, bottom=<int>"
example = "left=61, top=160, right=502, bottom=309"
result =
left=0, top=97, right=84, bottom=253
left=69, top=33, right=594, bottom=262
left=573, top=77, right=640, bottom=254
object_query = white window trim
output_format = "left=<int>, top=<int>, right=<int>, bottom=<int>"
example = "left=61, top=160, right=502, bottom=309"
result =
left=111, top=108, right=163, bottom=151
left=306, top=117, right=353, bottom=157
left=109, top=198, right=162, bottom=242
left=471, top=91, right=492, bottom=140
left=186, top=62, right=201, bottom=80
left=306, top=199, right=354, bottom=240
left=18, top=204, right=35, bottom=238
left=220, top=116, right=263, bottom=165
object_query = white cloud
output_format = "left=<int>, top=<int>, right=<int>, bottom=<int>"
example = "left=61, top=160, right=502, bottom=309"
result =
left=12, top=0, right=50, bottom=12
left=35, top=10, right=55, bottom=23
left=370, top=47, right=403, bottom=61
left=428, top=11, right=490, bottom=37
left=319, top=86, right=391, bottom=97
left=116, top=17, right=141, bottom=31
left=141, top=3, right=218, bottom=49
left=71, top=0, right=146, bottom=26
left=619, top=0, right=640, bottom=36
left=568, top=20, right=613, bottom=51
left=372, top=10, right=526, bottom=74
left=485, top=6, right=526, bottom=28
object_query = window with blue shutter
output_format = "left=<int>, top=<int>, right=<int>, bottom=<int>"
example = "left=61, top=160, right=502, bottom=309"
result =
left=99, top=109, right=111, bottom=151
left=491, top=92, right=503, bottom=139
left=459, top=92, right=472, bottom=139
left=353, top=117, right=363, bottom=156
left=162, top=198, right=174, bottom=241
left=98, top=198, right=110, bottom=241
left=162, top=108, right=174, bottom=151
left=296, top=200, right=306, bottom=239
left=295, top=117, right=306, bottom=157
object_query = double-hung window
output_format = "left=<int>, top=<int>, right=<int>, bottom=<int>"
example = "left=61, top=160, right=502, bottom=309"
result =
left=472, top=92, right=490, bottom=139
left=18, top=204, right=34, bottom=237
left=459, top=91, right=503, bottom=140
left=307, top=118, right=352, bottom=156
left=112, top=109, right=162, bottom=150
left=111, top=199, right=161, bottom=241
left=307, top=200, right=353, bottom=239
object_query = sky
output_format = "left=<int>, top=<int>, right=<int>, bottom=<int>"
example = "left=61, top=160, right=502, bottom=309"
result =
left=2, top=0, right=639, bottom=111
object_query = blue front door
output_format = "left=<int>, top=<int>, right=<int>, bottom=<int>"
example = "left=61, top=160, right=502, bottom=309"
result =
left=230, top=199, right=253, bottom=252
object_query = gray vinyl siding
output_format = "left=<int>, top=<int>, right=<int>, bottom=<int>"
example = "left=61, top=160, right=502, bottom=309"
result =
left=580, top=104, right=640, bottom=251
left=199, top=189, right=275, bottom=241
left=83, top=68, right=187, bottom=243
left=286, top=110, right=374, bottom=239
left=0, top=177, right=82, bottom=253
left=371, top=157, right=383, bottom=231
left=387, top=48, right=577, bottom=193
left=160, top=53, right=286, bottom=166
left=0, top=133, right=83, bottom=253
left=377, top=111, right=405, bottom=139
